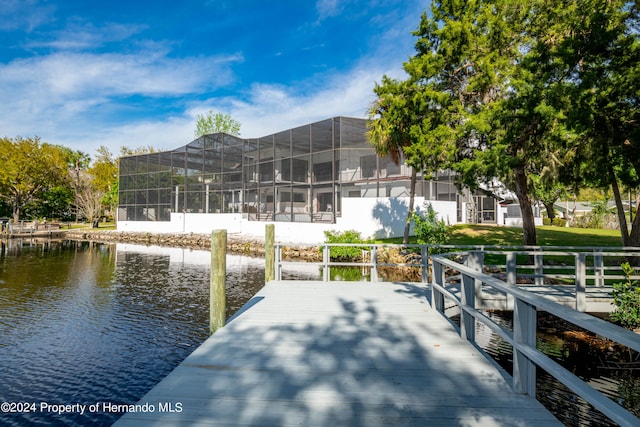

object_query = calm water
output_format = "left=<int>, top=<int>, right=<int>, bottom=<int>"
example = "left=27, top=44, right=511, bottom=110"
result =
left=0, top=239, right=317, bottom=426
left=2, top=239, right=638, bottom=426
left=472, top=311, right=640, bottom=426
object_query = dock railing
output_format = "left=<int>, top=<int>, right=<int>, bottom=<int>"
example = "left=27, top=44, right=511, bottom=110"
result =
left=274, top=243, right=430, bottom=283
left=431, top=251, right=640, bottom=427
left=271, top=242, right=640, bottom=424
left=275, top=243, right=640, bottom=288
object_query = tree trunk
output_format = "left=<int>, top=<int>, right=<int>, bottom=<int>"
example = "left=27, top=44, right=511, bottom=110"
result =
left=543, top=201, right=556, bottom=221
left=608, top=165, right=630, bottom=246
left=12, top=206, right=20, bottom=224
left=403, top=167, right=417, bottom=245
left=514, top=165, right=537, bottom=246
left=629, top=191, right=640, bottom=247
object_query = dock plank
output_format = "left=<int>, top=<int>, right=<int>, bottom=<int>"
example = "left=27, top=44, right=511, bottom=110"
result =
left=114, top=281, right=561, bottom=426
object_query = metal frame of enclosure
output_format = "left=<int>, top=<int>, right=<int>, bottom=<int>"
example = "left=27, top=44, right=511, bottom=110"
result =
left=118, top=116, right=468, bottom=224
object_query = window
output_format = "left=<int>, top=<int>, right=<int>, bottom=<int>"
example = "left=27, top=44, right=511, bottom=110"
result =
left=360, top=155, right=377, bottom=178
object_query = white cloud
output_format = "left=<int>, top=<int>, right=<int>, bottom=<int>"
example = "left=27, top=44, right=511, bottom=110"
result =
left=54, top=116, right=195, bottom=156
left=0, top=0, right=55, bottom=32
left=0, top=49, right=243, bottom=152
left=0, top=51, right=241, bottom=99
left=188, top=63, right=398, bottom=139
left=24, top=22, right=147, bottom=50
left=315, top=0, right=343, bottom=20
left=0, top=0, right=422, bottom=159
left=43, top=61, right=394, bottom=156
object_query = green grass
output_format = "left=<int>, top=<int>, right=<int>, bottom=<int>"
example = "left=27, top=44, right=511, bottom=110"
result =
left=376, top=224, right=624, bottom=247
left=66, top=221, right=116, bottom=230
left=450, top=224, right=623, bottom=247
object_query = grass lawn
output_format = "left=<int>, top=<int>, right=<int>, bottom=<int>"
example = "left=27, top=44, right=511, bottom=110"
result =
left=66, top=221, right=116, bottom=230
left=449, top=224, right=623, bottom=247
left=378, top=224, right=624, bottom=247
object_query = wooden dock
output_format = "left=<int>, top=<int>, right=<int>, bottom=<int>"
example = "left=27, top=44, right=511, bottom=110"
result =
left=114, top=281, right=561, bottom=426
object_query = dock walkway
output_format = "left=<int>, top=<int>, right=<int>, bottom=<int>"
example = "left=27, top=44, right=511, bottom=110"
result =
left=114, top=281, right=561, bottom=426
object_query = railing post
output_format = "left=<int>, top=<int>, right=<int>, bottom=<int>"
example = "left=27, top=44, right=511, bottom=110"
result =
left=466, top=251, right=484, bottom=306
left=593, top=251, right=604, bottom=287
left=322, top=245, right=330, bottom=282
left=275, top=245, right=282, bottom=281
left=466, top=250, right=484, bottom=272
left=421, top=246, right=430, bottom=283
left=513, top=298, right=536, bottom=396
left=534, top=249, right=543, bottom=286
left=506, top=252, right=517, bottom=286
left=210, top=229, right=227, bottom=335
left=576, top=253, right=586, bottom=312
left=505, top=252, right=517, bottom=310
left=371, top=245, right=378, bottom=283
left=265, top=224, right=275, bottom=283
left=460, top=272, right=476, bottom=342
left=432, top=261, right=445, bottom=313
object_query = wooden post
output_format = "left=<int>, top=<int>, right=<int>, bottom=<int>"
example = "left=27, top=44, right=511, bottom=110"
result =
left=370, top=245, right=378, bottom=282
left=593, top=251, right=604, bottom=287
left=513, top=298, right=536, bottom=396
left=460, top=272, right=476, bottom=342
left=575, top=253, right=586, bottom=312
left=421, top=246, right=430, bottom=283
left=265, top=224, right=275, bottom=283
left=505, top=252, right=517, bottom=310
left=534, top=250, right=544, bottom=286
left=322, top=245, right=330, bottom=282
left=432, top=261, right=445, bottom=313
left=210, top=229, right=226, bottom=335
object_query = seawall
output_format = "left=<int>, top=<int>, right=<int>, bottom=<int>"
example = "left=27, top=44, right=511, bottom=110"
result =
left=64, top=229, right=323, bottom=261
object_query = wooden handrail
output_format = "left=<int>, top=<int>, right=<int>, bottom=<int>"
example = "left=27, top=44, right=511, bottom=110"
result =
left=431, top=253, right=640, bottom=427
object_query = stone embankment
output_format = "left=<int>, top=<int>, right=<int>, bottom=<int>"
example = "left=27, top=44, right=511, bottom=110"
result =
left=64, top=229, right=323, bottom=261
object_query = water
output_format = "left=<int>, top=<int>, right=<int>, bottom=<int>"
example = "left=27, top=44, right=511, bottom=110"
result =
left=0, top=239, right=317, bottom=426
left=472, top=310, right=640, bottom=426
left=2, top=240, right=637, bottom=426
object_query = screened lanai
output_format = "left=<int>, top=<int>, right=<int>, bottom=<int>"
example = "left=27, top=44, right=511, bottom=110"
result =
left=117, top=116, right=462, bottom=224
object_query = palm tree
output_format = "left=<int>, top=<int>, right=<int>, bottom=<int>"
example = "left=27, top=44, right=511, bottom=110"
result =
left=367, top=77, right=420, bottom=244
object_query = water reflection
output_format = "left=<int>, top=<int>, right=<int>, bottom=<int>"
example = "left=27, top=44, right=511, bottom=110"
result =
left=473, top=310, right=640, bottom=427
left=0, top=240, right=316, bottom=426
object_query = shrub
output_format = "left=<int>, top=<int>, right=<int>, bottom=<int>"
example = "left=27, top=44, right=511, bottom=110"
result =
left=412, top=202, right=449, bottom=250
left=544, top=217, right=567, bottom=226
left=610, top=262, right=640, bottom=330
left=323, top=230, right=366, bottom=260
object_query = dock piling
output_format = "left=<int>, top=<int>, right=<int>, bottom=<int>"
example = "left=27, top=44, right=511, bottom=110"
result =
left=265, top=224, right=274, bottom=282
left=210, top=229, right=226, bottom=335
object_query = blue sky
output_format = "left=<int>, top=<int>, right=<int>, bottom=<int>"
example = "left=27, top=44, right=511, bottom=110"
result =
left=1, top=0, right=427, bottom=158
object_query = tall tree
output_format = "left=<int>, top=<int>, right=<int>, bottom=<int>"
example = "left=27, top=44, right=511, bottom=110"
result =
left=368, top=68, right=459, bottom=243
left=76, top=172, right=106, bottom=227
left=565, top=0, right=640, bottom=246
left=368, top=78, right=421, bottom=244
left=0, top=137, right=69, bottom=222
left=194, top=111, right=241, bottom=137
left=89, top=146, right=119, bottom=222
left=402, top=0, right=579, bottom=246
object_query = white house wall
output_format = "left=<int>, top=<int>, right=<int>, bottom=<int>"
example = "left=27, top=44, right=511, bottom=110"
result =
left=117, top=197, right=458, bottom=244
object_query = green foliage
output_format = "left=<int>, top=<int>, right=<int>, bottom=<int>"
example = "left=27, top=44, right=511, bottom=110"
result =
left=24, top=185, right=75, bottom=221
left=610, top=262, right=640, bottom=330
left=323, top=230, right=366, bottom=261
left=543, top=217, right=567, bottom=227
left=573, top=200, right=617, bottom=229
left=411, top=203, right=449, bottom=249
left=0, top=137, right=69, bottom=222
left=328, top=266, right=367, bottom=281
left=194, top=111, right=241, bottom=137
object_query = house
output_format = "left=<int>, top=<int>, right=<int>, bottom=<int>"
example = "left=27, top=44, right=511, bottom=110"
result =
left=116, top=117, right=530, bottom=243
